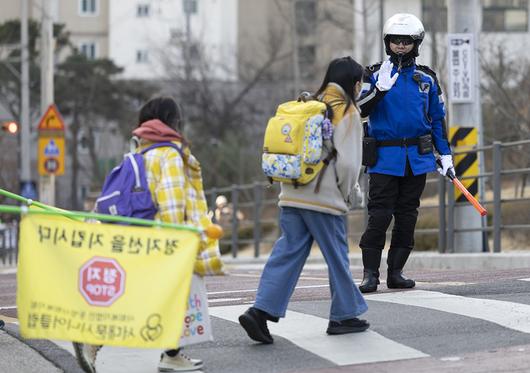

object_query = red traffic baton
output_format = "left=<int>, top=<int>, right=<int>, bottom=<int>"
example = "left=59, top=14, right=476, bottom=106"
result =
left=437, top=159, right=488, bottom=216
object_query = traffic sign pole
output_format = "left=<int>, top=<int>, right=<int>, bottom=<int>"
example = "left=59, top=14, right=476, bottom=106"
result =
left=39, top=0, right=55, bottom=206
left=447, top=0, right=484, bottom=252
left=20, top=0, right=31, bottom=183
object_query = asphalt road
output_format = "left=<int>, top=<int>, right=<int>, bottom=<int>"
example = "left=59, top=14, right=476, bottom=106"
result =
left=2, top=265, right=530, bottom=372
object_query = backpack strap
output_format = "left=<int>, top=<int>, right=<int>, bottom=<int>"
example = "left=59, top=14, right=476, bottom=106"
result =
left=140, top=142, right=184, bottom=158
left=125, top=153, right=144, bottom=191
left=313, top=149, right=337, bottom=194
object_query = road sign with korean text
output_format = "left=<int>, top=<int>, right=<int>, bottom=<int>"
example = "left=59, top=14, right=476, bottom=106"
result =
left=447, top=33, right=475, bottom=103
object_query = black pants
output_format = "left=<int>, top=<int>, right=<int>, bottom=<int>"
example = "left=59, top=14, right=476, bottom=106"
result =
left=359, top=163, right=427, bottom=251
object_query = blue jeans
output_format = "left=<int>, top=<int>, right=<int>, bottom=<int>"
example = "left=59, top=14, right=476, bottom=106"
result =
left=254, top=207, right=368, bottom=321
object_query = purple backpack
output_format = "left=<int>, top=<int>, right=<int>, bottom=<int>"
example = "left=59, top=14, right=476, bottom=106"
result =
left=95, top=142, right=183, bottom=221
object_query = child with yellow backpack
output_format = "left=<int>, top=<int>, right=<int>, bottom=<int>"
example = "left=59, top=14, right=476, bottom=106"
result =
left=239, top=57, right=369, bottom=343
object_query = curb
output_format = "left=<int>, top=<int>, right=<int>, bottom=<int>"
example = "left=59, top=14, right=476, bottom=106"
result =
left=223, top=252, right=530, bottom=270
left=3, top=323, right=84, bottom=373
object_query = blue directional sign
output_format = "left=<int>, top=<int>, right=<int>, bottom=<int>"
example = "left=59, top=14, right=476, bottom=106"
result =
left=44, top=138, right=60, bottom=156
left=20, top=181, right=38, bottom=200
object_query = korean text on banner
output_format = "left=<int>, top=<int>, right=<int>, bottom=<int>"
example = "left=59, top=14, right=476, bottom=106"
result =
left=17, top=214, right=200, bottom=349
left=179, top=274, right=213, bottom=347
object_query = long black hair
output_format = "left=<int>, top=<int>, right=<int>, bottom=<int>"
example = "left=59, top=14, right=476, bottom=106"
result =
left=138, top=96, right=182, bottom=131
left=314, top=56, right=364, bottom=115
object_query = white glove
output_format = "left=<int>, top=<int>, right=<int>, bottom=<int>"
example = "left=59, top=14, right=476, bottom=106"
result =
left=437, top=155, right=455, bottom=177
left=375, top=60, right=399, bottom=91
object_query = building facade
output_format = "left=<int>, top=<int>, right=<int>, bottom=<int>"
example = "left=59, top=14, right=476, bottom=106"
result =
left=0, top=0, right=529, bottom=207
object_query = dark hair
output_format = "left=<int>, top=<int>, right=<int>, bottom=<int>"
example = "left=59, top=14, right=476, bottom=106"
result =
left=138, top=96, right=182, bottom=131
left=314, top=56, right=364, bottom=114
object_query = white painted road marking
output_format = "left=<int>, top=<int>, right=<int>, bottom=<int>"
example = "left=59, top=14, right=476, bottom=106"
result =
left=208, top=284, right=330, bottom=296
left=0, top=268, right=17, bottom=275
left=207, top=280, right=474, bottom=297
left=209, top=298, right=245, bottom=304
left=519, top=278, right=530, bottom=282
left=367, top=290, right=530, bottom=333
left=210, top=304, right=428, bottom=366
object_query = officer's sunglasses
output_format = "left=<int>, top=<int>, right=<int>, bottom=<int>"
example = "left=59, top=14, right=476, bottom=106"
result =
left=389, top=36, right=414, bottom=46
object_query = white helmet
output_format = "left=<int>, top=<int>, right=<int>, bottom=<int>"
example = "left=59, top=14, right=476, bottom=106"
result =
left=383, top=13, right=424, bottom=58
left=383, top=13, right=425, bottom=40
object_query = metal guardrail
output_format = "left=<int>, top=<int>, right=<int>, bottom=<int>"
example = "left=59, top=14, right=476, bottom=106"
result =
left=3, top=140, right=530, bottom=260
left=205, top=139, right=530, bottom=257
left=0, top=223, right=18, bottom=266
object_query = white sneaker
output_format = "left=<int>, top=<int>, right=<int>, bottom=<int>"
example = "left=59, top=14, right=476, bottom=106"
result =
left=158, top=351, right=204, bottom=372
left=73, top=342, right=102, bottom=373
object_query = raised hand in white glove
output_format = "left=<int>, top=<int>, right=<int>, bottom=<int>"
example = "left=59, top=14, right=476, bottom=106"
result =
left=375, top=60, right=399, bottom=91
left=437, top=155, right=455, bottom=177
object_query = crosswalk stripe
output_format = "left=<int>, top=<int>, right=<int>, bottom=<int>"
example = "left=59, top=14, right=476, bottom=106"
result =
left=210, top=304, right=428, bottom=365
left=209, top=298, right=245, bottom=303
left=367, top=290, right=530, bottom=333
left=208, top=284, right=329, bottom=296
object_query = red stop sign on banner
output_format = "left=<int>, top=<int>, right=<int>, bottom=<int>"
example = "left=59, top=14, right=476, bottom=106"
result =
left=79, top=257, right=126, bottom=306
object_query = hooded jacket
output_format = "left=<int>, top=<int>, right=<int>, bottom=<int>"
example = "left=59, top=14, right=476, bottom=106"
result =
left=133, top=119, right=223, bottom=276
left=278, top=83, right=363, bottom=215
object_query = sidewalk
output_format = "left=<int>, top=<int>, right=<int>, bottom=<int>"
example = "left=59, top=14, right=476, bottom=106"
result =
left=223, top=251, right=530, bottom=271
left=0, top=323, right=82, bottom=373
left=0, top=330, right=60, bottom=373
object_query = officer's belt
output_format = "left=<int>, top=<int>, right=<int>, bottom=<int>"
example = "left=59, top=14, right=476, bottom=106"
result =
left=376, top=137, right=420, bottom=147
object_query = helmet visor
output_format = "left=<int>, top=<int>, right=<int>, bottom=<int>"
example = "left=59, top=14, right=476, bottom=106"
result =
left=388, top=35, right=414, bottom=46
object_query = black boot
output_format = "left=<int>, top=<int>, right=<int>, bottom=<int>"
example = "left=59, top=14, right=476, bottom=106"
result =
left=359, top=248, right=382, bottom=293
left=239, top=307, right=275, bottom=344
left=386, top=247, right=415, bottom=289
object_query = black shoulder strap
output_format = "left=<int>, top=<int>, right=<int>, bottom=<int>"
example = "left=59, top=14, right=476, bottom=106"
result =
left=366, top=61, right=383, bottom=73
left=416, top=64, right=442, bottom=93
left=313, top=149, right=337, bottom=194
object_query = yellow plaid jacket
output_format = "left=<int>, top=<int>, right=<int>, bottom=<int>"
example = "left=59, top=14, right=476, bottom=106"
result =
left=139, top=141, right=224, bottom=276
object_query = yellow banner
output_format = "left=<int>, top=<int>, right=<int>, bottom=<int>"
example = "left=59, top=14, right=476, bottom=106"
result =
left=17, top=214, right=200, bottom=349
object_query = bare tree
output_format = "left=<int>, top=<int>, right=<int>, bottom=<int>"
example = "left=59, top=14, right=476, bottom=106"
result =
left=480, top=44, right=530, bottom=196
left=159, top=24, right=291, bottom=188
left=55, top=54, right=155, bottom=209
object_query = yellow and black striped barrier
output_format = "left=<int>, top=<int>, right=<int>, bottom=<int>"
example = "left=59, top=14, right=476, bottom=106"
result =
left=449, top=127, right=478, bottom=203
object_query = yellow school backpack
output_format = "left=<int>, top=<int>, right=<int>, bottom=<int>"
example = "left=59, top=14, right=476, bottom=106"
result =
left=262, top=97, right=334, bottom=187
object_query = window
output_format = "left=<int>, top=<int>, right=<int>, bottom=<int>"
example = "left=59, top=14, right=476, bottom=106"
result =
left=79, top=0, right=98, bottom=16
left=298, top=44, right=316, bottom=78
left=189, top=43, right=200, bottom=60
left=80, top=42, right=97, bottom=59
left=170, top=28, right=183, bottom=39
left=483, top=0, right=528, bottom=32
left=422, top=0, right=448, bottom=32
left=77, top=130, right=90, bottom=154
left=136, top=50, right=149, bottom=63
left=183, top=0, right=198, bottom=14
left=137, top=4, right=150, bottom=17
left=295, top=0, right=317, bottom=35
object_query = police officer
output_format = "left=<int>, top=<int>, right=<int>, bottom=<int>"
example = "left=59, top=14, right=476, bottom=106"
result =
left=357, top=13, right=454, bottom=293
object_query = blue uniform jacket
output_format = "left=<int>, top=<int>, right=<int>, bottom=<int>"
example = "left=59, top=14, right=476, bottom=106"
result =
left=358, top=62, right=451, bottom=176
